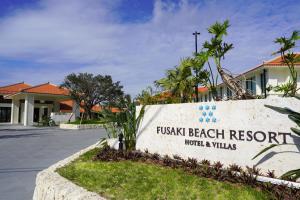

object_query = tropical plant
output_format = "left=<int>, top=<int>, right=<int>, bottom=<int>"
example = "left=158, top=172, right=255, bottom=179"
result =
left=252, top=97, right=300, bottom=180
left=203, top=20, right=253, bottom=99
left=61, top=73, right=124, bottom=119
left=180, top=54, right=210, bottom=100
left=101, top=95, right=145, bottom=150
left=136, top=86, right=158, bottom=105
left=155, top=57, right=209, bottom=103
left=272, top=31, right=300, bottom=97
left=155, top=60, right=196, bottom=103
left=195, top=50, right=219, bottom=100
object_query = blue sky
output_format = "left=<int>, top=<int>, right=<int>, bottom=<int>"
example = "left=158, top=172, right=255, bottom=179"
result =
left=0, top=0, right=299, bottom=96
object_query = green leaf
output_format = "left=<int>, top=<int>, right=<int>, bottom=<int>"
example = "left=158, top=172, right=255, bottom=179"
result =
left=265, top=105, right=300, bottom=116
left=265, top=105, right=291, bottom=114
left=291, top=127, right=300, bottom=136
left=252, top=144, right=280, bottom=160
left=280, top=168, right=300, bottom=180
left=288, top=114, right=300, bottom=127
left=294, top=96, right=300, bottom=101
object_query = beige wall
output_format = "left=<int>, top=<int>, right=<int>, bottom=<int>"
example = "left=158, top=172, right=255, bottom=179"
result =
left=136, top=98, right=300, bottom=176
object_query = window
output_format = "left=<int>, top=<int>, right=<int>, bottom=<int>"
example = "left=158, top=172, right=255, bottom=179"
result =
left=226, top=87, right=232, bottom=99
left=260, top=73, right=266, bottom=95
left=246, top=76, right=256, bottom=95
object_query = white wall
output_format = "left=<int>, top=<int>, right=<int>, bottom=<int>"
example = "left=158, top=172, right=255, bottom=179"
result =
left=136, top=98, right=300, bottom=176
left=50, top=112, right=75, bottom=125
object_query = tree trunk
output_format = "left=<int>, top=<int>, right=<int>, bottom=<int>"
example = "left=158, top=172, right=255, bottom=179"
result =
left=84, top=105, right=93, bottom=120
left=217, top=66, right=254, bottom=99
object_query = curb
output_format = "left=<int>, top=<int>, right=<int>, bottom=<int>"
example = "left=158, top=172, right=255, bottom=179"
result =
left=33, top=142, right=106, bottom=200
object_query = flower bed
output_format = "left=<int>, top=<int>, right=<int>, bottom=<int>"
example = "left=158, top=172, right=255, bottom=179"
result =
left=56, top=146, right=299, bottom=200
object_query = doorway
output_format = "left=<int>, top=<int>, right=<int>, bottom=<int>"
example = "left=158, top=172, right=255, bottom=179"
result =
left=0, top=107, right=11, bottom=122
left=34, top=108, right=39, bottom=122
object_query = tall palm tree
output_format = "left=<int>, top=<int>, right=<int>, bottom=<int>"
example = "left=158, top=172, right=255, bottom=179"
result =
left=203, top=20, right=253, bottom=99
left=194, top=51, right=218, bottom=100
left=273, top=31, right=300, bottom=96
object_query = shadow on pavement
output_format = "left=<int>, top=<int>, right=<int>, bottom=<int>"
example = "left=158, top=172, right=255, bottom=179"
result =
left=0, top=167, right=45, bottom=173
left=0, top=133, right=41, bottom=139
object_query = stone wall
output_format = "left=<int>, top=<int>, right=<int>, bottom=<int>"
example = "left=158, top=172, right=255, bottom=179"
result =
left=59, top=123, right=103, bottom=130
left=136, top=97, right=300, bottom=176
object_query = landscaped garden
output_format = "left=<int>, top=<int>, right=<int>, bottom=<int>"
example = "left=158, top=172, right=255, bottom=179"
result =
left=57, top=147, right=274, bottom=200
left=53, top=21, right=300, bottom=200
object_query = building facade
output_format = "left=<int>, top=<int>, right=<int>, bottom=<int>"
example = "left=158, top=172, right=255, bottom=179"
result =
left=199, top=54, right=300, bottom=101
left=0, top=82, right=80, bottom=126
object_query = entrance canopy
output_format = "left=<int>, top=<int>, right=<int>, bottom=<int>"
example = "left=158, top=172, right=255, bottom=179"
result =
left=0, top=82, right=79, bottom=126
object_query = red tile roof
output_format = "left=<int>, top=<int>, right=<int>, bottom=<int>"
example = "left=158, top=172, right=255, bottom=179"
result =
left=198, top=87, right=208, bottom=93
left=264, top=53, right=300, bottom=65
left=59, top=100, right=119, bottom=113
left=0, top=82, right=32, bottom=94
left=21, top=83, right=69, bottom=96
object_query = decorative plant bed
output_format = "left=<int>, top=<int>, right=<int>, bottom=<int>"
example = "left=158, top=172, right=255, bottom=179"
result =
left=56, top=146, right=299, bottom=200
left=60, top=123, right=103, bottom=130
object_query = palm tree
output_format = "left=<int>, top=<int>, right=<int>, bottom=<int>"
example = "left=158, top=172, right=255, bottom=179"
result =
left=155, top=60, right=195, bottom=103
left=203, top=20, right=253, bottom=99
left=180, top=55, right=210, bottom=100
left=194, top=51, right=218, bottom=100
left=273, top=31, right=300, bottom=96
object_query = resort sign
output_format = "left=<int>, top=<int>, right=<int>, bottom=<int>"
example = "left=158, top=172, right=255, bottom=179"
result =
left=136, top=98, right=300, bottom=176
left=156, top=126, right=291, bottom=151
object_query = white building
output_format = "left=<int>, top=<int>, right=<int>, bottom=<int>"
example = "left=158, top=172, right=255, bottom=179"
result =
left=0, top=82, right=79, bottom=126
left=199, top=54, right=300, bottom=101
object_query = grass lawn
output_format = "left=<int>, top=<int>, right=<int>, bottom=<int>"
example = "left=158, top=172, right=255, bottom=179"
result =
left=57, top=148, right=272, bottom=200
left=67, top=119, right=104, bottom=125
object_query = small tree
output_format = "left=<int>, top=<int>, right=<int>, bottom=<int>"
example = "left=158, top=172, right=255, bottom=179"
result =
left=273, top=31, right=300, bottom=97
left=203, top=20, right=253, bottom=99
left=180, top=55, right=210, bottom=100
left=155, top=62, right=195, bottom=103
left=101, top=95, right=145, bottom=150
left=62, top=73, right=124, bottom=119
left=136, top=86, right=158, bottom=105
left=155, top=57, right=209, bottom=103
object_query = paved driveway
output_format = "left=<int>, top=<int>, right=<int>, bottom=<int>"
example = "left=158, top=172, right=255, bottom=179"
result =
left=0, top=124, right=106, bottom=200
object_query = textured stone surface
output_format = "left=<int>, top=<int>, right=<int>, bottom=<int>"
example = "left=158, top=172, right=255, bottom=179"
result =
left=33, top=142, right=106, bottom=200
left=136, top=97, right=300, bottom=176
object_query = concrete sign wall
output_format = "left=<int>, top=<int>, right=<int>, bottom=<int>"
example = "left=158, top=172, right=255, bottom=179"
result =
left=136, top=97, right=300, bottom=176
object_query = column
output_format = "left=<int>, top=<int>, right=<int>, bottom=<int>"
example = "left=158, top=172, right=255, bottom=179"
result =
left=255, top=73, right=261, bottom=96
left=24, top=94, right=34, bottom=126
left=10, top=99, right=20, bottom=124
left=72, top=100, right=80, bottom=119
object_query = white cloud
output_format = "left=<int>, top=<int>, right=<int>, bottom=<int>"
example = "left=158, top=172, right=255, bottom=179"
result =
left=0, top=0, right=299, bottom=95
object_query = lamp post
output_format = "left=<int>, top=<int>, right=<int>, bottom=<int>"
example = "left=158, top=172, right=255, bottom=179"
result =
left=193, top=31, right=200, bottom=102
